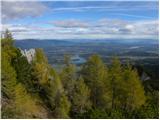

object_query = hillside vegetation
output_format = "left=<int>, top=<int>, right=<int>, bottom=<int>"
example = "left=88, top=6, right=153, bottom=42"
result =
left=1, top=30, right=158, bottom=118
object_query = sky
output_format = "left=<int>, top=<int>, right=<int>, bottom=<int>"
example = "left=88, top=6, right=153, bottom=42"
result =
left=1, top=0, right=159, bottom=40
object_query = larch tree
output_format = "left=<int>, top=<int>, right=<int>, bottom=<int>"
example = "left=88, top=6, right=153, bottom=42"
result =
left=43, top=66, right=71, bottom=118
left=71, top=76, right=92, bottom=116
left=13, top=49, right=33, bottom=91
left=32, top=48, right=50, bottom=92
left=1, top=30, right=15, bottom=118
left=122, top=64, right=146, bottom=111
left=60, top=54, right=77, bottom=102
left=81, top=54, right=109, bottom=109
left=108, top=57, right=123, bottom=110
left=14, top=83, right=42, bottom=118
left=2, top=30, right=47, bottom=119
left=53, top=93, right=71, bottom=118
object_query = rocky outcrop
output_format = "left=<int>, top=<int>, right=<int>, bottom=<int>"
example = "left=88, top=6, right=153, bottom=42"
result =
left=20, top=49, right=36, bottom=63
left=141, top=72, right=150, bottom=81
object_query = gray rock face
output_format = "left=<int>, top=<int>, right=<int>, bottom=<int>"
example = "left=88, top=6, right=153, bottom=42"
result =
left=141, top=72, right=150, bottom=81
left=20, top=48, right=36, bottom=63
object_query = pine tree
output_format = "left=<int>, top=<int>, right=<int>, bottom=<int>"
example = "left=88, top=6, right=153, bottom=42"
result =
left=81, top=54, right=109, bottom=109
left=122, top=64, right=146, bottom=110
left=33, top=48, right=48, bottom=64
left=60, top=55, right=77, bottom=101
left=108, top=59, right=146, bottom=111
left=14, top=83, right=41, bottom=118
left=32, top=48, right=50, bottom=91
left=32, top=49, right=71, bottom=118
left=1, top=29, right=14, bottom=47
left=1, top=51, right=17, bottom=98
left=1, top=30, right=17, bottom=99
left=45, top=67, right=71, bottom=118
left=2, top=30, right=48, bottom=118
left=1, top=50, right=17, bottom=118
left=54, top=93, right=70, bottom=118
left=71, top=76, right=91, bottom=116
left=47, top=67, right=64, bottom=109
left=108, top=57, right=123, bottom=109
left=13, top=49, right=33, bottom=91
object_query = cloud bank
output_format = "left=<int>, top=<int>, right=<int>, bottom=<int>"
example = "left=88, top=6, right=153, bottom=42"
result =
left=2, top=1, right=48, bottom=22
left=1, top=1, right=158, bottom=40
left=2, top=19, right=158, bottom=40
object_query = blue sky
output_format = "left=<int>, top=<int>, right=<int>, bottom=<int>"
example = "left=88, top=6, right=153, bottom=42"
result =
left=1, top=1, right=159, bottom=40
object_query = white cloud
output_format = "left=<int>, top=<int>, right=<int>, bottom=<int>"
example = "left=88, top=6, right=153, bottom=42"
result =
left=123, top=20, right=159, bottom=35
left=1, top=19, right=158, bottom=40
left=1, top=1, right=158, bottom=40
left=1, top=1, right=48, bottom=22
left=52, top=19, right=90, bottom=28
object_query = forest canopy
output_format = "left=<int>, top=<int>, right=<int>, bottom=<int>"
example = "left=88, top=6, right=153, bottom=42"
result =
left=1, top=30, right=159, bottom=119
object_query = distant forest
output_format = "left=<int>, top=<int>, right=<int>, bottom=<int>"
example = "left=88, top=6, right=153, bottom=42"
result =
left=1, top=30, right=159, bottom=119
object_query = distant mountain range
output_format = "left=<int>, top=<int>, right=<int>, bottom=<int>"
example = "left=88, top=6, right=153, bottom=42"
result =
left=15, top=39, right=77, bottom=49
left=15, top=39, right=158, bottom=50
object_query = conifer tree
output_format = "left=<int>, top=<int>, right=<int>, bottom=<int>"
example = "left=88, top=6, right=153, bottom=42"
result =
left=2, top=29, right=14, bottom=47
left=122, top=64, right=146, bottom=110
left=1, top=30, right=17, bottom=98
left=2, top=30, right=47, bottom=118
left=54, top=93, right=70, bottom=118
left=1, top=30, right=156, bottom=119
left=108, top=58, right=146, bottom=110
left=32, top=48, right=50, bottom=92
left=32, top=50, right=71, bottom=118
left=108, top=57, right=123, bottom=109
left=14, top=83, right=41, bottom=118
left=1, top=49, right=17, bottom=118
left=13, top=49, right=33, bottom=90
left=71, top=76, right=91, bottom=116
left=1, top=51, right=17, bottom=98
left=60, top=55, right=76, bottom=101
left=45, top=67, right=71, bottom=118
left=81, top=54, right=109, bottom=109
